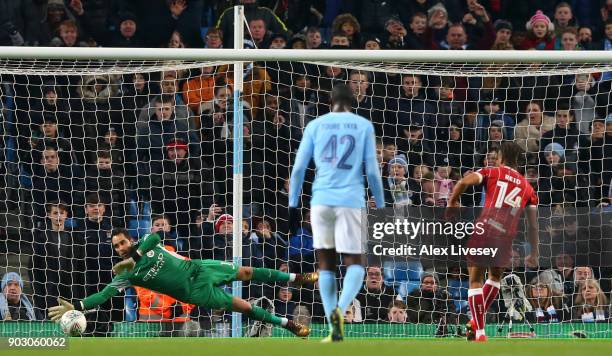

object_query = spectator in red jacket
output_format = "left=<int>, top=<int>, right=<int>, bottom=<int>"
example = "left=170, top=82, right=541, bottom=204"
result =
left=519, top=10, right=556, bottom=50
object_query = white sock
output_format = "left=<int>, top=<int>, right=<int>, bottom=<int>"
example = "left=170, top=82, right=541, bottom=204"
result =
left=476, top=329, right=486, bottom=338
left=288, top=273, right=296, bottom=282
left=280, top=317, right=289, bottom=327
left=485, top=279, right=501, bottom=288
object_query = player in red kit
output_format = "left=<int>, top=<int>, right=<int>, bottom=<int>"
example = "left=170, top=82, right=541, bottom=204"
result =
left=448, top=142, right=539, bottom=342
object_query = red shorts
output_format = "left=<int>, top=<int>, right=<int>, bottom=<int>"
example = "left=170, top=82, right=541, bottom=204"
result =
left=466, top=223, right=515, bottom=268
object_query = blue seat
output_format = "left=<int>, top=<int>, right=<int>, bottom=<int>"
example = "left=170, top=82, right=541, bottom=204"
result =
left=383, top=260, right=423, bottom=286
left=127, top=200, right=151, bottom=238
left=447, top=278, right=469, bottom=300
left=453, top=300, right=469, bottom=314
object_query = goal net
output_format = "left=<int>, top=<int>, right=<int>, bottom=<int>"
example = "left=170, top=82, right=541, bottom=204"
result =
left=0, top=48, right=611, bottom=338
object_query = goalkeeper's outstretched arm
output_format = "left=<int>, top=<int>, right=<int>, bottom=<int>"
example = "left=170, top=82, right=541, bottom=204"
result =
left=48, top=275, right=129, bottom=321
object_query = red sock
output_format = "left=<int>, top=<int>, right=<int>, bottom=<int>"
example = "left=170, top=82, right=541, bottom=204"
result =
left=483, top=279, right=500, bottom=310
left=468, top=288, right=486, bottom=333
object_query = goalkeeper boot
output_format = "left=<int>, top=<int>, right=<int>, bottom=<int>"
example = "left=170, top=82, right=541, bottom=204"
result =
left=321, top=307, right=344, bottom=343
left=293, top=271, right=319, bottom=286
left=465, top=319, right=476, bottom=341
left=285, top=320, right=310, bottom=338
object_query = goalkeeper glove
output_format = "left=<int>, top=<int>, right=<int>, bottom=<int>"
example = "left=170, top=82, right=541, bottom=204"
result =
left=113, top=257, right=136, bottom=275
left=48, top=298, right=75, bottom=322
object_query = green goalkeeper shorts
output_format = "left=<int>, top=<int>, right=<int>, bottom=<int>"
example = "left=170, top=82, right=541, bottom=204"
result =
left=189, top=260, right=239, bottom=310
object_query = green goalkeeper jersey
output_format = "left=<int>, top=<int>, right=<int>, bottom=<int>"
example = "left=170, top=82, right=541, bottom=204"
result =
left=81, top=233, right=198, bottom=310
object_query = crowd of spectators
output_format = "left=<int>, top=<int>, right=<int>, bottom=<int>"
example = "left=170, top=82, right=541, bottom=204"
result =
left=1, top=0, right=612, bottom=336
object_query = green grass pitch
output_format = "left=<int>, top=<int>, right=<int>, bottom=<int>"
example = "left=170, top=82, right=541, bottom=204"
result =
left=9, top=338, right=612, bottom=356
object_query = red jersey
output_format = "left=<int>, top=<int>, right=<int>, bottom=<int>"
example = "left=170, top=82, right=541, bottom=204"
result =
left=474, top=165, right=538, bottom=236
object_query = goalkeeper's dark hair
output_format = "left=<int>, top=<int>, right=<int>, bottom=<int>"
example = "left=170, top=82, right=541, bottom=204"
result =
left=500, top=141, right=524, bottom=169
left=330, top=84, right=353, bottom=110
left=111, top=228, right=133, bottom=240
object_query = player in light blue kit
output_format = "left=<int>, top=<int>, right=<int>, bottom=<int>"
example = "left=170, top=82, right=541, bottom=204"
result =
left=289, top=84, right=385, bottom=342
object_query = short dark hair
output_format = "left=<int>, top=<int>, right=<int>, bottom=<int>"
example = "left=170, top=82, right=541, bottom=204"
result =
left=556, top=102, right=573, bottom=114
left=330, top=32, right=348, bottom=40
left=46, top=200, right=67, bottom=213
left=500, top=141, right=524, bottom=169
left=411, top=12, right=427, bottom=22
left=151, top=214, right=170, bottom=224
left=331, top=84, right=353, bottom=109
left=153, top=94, right=175, bottom=106
left=85, top=193, right=106, bottom=206
left=97, top=151, right=112, bottom=160
left=306, top=26, right=321, bottom=35
left=111, top=228, right=132, bottom=240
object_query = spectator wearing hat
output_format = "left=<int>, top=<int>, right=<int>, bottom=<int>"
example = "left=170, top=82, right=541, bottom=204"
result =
left=73, top=5, right=143, bottom=48
left=1, top=272, right=36, bottom=321
left=39, top=0, right=76, bottom=46
left=405, top=272, right=454, bottom=324
left=387, top=154, right=415, bottom=207
left=363, top=35, right=381, bottom=50
left=544, top=142, right=566, bottom=163
left=519, top=10, right=556, bottom=50
left=491, top=19, right=514, bottom=49
left=268, top=32, right=287, bottom=49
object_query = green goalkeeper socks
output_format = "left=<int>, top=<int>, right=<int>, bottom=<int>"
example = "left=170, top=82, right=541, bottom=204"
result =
left=247, top=305, right=285, bottom=326
left=251, top=268, right=292, bottom=283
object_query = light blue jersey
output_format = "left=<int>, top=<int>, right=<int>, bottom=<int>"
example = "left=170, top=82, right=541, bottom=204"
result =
left=289, top=111, right=385, bottom=209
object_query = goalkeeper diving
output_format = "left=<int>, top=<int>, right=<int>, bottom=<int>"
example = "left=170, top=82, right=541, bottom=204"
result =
left=48, top=228, right=317, bottom=336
